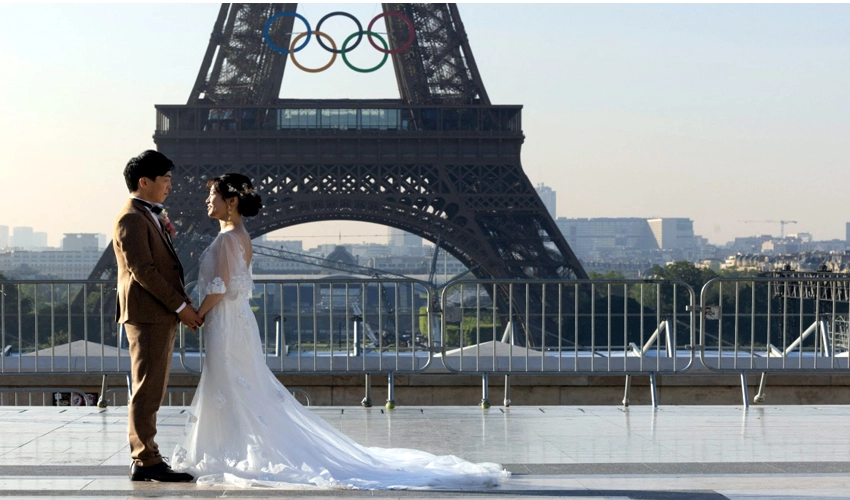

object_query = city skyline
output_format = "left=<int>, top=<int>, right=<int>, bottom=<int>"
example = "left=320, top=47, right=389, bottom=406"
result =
left=1, top=4, right=848, bottom=247
left=2, top=210, right=841, bottom=254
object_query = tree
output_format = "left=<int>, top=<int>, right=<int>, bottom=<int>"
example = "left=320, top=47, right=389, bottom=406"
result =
left=588, top=270, right=626, bottom=281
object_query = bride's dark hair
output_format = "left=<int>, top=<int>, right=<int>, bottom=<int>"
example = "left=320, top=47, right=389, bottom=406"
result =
left=207, top=173, right=263, bottom=217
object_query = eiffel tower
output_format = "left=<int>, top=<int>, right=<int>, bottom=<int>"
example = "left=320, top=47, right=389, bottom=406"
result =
left=90, top=3, right=588, bottom=345
left=92, top=2, right=585, bottom=283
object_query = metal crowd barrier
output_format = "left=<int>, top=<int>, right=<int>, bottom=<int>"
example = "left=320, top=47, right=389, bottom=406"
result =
left=238, top=278, right=433, bottom=408
left=0, top=278, right=432, bottom=409
left=0, top=279, right=133, bottom=407
left=699, top=276, right=850, bottom=408
left=0, top=280, right=123, bottom=372
left=6, top=275, right=850, bottom=409
left=438, top=279, right=696, bottom=407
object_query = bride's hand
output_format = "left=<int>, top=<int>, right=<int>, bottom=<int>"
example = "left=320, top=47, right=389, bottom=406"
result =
left=195, top=307, right=206, bottom=324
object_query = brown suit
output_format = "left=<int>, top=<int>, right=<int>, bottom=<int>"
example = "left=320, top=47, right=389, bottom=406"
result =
left=113, top=198, right=189, bottom=467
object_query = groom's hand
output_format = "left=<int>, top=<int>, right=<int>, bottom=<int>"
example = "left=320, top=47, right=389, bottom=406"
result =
left=178, top=306, right=203, bottom=331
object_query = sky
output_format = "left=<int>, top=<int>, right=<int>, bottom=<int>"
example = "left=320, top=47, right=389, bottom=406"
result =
left=1, top=3, right=848, bottom=248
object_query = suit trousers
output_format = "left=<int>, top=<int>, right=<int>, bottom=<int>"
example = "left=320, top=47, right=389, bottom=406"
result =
left=124, top=321, right=178, bottom=467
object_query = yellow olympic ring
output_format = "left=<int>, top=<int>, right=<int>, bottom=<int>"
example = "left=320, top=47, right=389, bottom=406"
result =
left=288, top=31, right=336, bottom=73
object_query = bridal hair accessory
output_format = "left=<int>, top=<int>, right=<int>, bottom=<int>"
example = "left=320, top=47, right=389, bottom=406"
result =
left=159, top=209, right=177, bottom=237
left=228, top=183, right=259, bottom=197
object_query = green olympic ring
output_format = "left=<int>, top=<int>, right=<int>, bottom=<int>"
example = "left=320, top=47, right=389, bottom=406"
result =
left=341, top=31, right=388, bottom=73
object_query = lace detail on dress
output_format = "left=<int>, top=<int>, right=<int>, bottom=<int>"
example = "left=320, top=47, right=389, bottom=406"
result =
left=198, top=233, right=252, bottom=301
left=206, top=276, right=226, bottom=295
left=229, top=273, right=253, bottom=297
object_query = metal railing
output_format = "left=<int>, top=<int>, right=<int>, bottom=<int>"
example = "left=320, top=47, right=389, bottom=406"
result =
left=5, top=275, right=850, bottom=409
left=699, top=276, right=850, bottom=407
left=1, top=278, right=432, bottom=409
left=248, top=278, right=433, bottom=374
left=0, top=280, right=124, bottom=373
left=439, top=279, right=696, bottom=407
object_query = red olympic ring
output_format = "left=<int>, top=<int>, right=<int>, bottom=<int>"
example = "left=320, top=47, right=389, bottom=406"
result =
left=367, top=12, right=415, bottom=54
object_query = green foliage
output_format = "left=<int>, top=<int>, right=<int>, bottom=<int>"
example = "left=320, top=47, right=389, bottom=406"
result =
left=718, top=267, right=764, bottom=278
left=627, top=261, right=716, bottom=313
left=588, top=270, right=626, bottom=280
left=1, top=282, right=122, bottom=353
left=38, top=330, right=69, bottom=350
left=444, top=312, right=501, bottom=348
left=418, top=306, right=429, bottom=336
left=646, top=261, right=719, bottom=291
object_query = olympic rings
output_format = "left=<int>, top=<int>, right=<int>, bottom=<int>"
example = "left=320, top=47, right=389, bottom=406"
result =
left=262, top=11, right=415, bottom=73
left=342, top=31, right=388, bottom=73
left=315, top=12, right=362, bottom=54
left=289, top=31, right=336, bottom=73
left=367, top=12, right=415, bottom=54
left=264, top=11, right=311, bottom=54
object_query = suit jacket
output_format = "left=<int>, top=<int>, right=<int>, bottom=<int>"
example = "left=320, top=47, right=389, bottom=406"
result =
left=113, top=198, right=188, bottom=324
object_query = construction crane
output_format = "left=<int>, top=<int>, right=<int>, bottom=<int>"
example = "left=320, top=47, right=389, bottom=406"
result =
left=742, top=220, right=798, bottom=238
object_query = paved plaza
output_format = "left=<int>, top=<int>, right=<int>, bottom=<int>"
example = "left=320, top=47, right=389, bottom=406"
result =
left=1, top=404, right=850, bottom=499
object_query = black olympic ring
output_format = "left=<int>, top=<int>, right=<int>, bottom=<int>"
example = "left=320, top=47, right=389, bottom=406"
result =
left=315, top=12, right=362, bottom=55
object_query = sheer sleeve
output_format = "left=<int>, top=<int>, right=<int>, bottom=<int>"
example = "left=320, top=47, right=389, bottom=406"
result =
left=201, top=232, right=247, bottom=297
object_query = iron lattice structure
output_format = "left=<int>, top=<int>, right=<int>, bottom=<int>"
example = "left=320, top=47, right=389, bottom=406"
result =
left=92, top=3, right=587, bottom=344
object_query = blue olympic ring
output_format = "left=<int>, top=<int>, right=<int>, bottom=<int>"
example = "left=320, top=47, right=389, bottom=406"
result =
left=263, top=11, right=311, bottom=54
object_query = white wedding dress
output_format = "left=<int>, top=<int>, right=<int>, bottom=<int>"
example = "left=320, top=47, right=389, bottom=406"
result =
left=171, top=231, right=508, bottom=489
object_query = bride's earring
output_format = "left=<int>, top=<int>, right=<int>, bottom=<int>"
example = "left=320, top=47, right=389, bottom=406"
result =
left=226, top=205, right=233, bottom=222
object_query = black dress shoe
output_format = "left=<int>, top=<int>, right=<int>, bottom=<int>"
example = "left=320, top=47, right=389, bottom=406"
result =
left=129, top=461, right=194, bottom=482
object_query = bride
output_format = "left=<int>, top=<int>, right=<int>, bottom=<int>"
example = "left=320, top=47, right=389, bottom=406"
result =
left=171, top=174, right=508, bottom=489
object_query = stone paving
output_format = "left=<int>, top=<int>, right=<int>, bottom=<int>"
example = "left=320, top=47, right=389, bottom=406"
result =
left=1, top=405, right=850, bottom=499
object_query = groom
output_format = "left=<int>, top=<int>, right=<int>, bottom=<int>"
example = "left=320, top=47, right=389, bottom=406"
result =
left=113, top=150, right=202, bottom=482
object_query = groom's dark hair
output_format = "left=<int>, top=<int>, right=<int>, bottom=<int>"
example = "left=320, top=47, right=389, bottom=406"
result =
left=124, top=150, right=175, bottom=192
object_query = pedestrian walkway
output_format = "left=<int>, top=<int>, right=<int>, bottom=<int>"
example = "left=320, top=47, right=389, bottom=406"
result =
left=1, top=405, right=850, bottom=499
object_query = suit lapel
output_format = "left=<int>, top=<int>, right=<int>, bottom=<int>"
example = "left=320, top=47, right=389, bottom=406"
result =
left=132, top=199, right=180, bottom=262
left=161, top=226, right=178, bottom=258
left=165, top=231, right=185, bottom=285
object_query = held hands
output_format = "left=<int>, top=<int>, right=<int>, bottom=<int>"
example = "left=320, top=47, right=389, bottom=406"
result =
left=178, top=306, right=204, bottom=331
